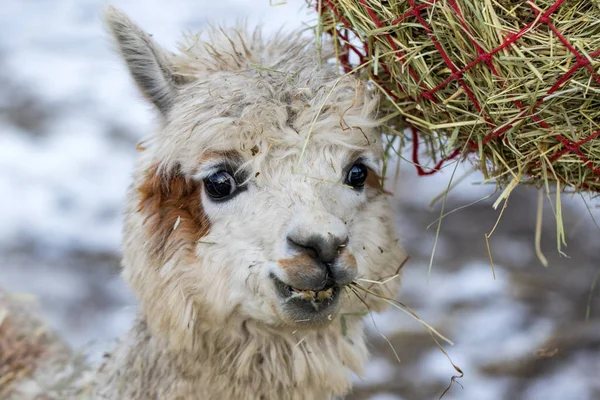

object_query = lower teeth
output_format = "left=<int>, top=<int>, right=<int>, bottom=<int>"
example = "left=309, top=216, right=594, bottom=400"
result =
left=317, top=288, right=334, bottom=300
left=289, top=287, right=334, bottom=301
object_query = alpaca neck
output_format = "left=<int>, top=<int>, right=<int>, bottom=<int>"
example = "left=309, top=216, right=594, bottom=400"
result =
left=96, top=313, right=367, bottom=399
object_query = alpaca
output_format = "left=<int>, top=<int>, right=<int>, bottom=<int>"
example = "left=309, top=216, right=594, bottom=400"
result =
left=2, top=7, right=406, bottom=400
left=93, top=7, right=406, bottom=399
left=0, top=290, right=91, bottom=399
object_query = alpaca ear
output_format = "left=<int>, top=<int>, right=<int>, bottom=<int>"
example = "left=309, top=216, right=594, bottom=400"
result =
left=105, top=6, right=182, bottom=115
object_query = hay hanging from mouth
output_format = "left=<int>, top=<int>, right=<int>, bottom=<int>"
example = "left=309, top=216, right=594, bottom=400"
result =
left=317, top=0, right=600, bottom=194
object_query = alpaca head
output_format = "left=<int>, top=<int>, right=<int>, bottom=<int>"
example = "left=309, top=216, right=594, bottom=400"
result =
left=106, top=7, right=405, bottom=347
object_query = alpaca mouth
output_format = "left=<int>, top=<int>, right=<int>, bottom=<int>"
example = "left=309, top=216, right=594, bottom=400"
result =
left=270, top=274, right=342, bottom=320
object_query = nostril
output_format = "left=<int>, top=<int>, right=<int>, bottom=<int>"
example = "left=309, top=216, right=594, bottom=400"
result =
left=287, top=236, right=318, bottom=259
left=287, top=234, right=346, bottom=265
left=286, top=236, right=301, bottom=249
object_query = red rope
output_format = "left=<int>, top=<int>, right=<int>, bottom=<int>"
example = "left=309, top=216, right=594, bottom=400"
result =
left=412, top=127, right=461, bottom=175
left=318, top=0, right=600, bottom=187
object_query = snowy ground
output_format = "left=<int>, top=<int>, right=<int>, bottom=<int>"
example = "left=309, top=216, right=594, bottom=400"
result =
left=1, top=1, right=599, bottom=399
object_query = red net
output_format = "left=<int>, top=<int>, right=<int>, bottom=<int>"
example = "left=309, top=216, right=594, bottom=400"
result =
left=318, top=0, right=600, bottom=190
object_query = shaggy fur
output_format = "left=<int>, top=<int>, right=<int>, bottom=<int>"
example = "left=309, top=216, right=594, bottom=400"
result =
left=0, top=290, right=91, bottom=400
left=80, top=7, right=402, bottom=400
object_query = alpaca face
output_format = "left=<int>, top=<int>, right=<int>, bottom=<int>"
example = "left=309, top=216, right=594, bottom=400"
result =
left=107, top=9, right=404, bottom=339
left=190, top=146, right=388, bottom=326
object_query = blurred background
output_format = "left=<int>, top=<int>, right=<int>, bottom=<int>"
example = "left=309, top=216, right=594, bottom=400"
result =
left=1, top=1, right=599, bottom=399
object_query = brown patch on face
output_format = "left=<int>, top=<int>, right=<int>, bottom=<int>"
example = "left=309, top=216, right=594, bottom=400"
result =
left=277, top=254, right=324, bottom=289
left=137, top=163, right=209, bottom=262
left=365, top=168, right=383, bottom=191
left=329, top=248, right=358, bottom=286
left=278, top=254, right=316, bottom=276
left=340, top=249, right=358, bottom=273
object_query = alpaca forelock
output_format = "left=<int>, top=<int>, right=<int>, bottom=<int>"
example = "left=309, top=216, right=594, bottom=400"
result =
left=102, top=6, right=405, bottom=399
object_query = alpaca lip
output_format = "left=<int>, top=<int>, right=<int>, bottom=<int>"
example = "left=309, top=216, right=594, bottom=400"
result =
left=270, top=274, right=342, bottom=319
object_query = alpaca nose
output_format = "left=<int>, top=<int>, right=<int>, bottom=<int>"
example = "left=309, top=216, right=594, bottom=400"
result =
left=287, top=234, right=348, bottom=265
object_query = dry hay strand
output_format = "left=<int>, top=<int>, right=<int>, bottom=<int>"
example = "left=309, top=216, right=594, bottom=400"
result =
left=317, top=0, right=600, bottom=194
left=347, top=281, right=464, bottom=398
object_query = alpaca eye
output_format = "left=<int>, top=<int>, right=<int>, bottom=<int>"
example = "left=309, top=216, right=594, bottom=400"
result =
left=346, top=163, right=368, bottom=188
left=204, top=171, right=237, bottom=200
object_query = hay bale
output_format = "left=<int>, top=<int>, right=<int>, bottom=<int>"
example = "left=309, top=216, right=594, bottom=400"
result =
left=318, top=0, right=600, bottom=193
